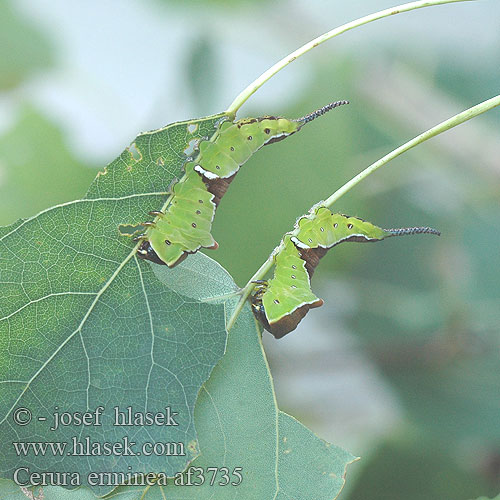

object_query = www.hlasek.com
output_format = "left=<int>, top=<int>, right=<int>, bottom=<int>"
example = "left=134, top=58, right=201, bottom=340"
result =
left=13, top=466, right=244, bottom=487
left=14, top=436, right=185, bottom=458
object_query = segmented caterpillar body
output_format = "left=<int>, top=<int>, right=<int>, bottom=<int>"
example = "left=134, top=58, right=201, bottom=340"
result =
left=251, top=207, right=440, bottom=338
left=135, top=101, right=349, bottom=267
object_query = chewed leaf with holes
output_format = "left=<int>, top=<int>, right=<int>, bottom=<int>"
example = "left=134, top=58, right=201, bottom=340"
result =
left=0, top=113, right=237, bottom=495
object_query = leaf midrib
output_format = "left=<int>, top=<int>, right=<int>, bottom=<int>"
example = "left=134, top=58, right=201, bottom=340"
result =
left=0, top=192, right=168, bottom=425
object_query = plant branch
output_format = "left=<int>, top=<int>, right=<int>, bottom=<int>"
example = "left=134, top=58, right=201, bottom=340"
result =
left=226, top=94, right=500, bottom=331
left=225, top=0, right=475, bottom=116
left=227, top=253, right=277, bottom=331
left=323, top=94, right=500, bottom=207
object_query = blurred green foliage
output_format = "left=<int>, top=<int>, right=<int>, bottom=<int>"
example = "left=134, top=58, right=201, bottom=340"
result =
left=0, top=2, right=53, bottom=90
left=185, top=36, right=220, bottom=115
left=347, top=436, right=496, bottom=500
left=0, top=108, right=98, bottom=225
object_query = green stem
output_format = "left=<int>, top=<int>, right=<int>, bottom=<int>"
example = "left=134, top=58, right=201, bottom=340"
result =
left=225, top=0, right=475, bottom=116
left=323, top=94, right=500, bottom=207
left=226, top=94, right=500, bottom=331
left=227, top=254, right=276, bottom=332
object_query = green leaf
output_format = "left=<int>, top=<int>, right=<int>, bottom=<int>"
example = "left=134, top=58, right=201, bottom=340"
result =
left=0, top=113, right=230, bottom=495
left=151, top=251, right=239, bottom=302
left=0, top=479, right=96, bottom=500
left=276, top=412, right=356, bottom=500
left=0, top=304, right=355, bottom=500
left=103, top=305, right=355, bottom=500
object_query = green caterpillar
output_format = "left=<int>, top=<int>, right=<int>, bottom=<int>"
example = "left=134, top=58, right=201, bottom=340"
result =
left=135, top=101, right=349, bottom=267
left=251, top=207, right=440, bottom=338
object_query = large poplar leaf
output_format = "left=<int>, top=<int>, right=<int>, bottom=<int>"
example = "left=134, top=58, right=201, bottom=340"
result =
left=102, top=305, right=356, bottom=500
left=0, top=258, right=354, bottom=500
left=0, top=479, right=95, bottom=500
left=0, top=112, right=231, bottom=495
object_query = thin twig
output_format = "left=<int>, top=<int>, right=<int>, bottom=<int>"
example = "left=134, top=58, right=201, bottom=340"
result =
left=225, top=0, right=475, bottom=116
left=227, top=94, right=500, bottom=331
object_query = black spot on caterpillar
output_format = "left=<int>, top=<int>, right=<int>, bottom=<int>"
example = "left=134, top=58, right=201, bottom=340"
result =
left=251, top=207, right=440, bottom=338
left=135, top=101, right=350, bottom=267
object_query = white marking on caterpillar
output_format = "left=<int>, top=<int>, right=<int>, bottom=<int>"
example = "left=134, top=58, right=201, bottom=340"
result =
left=263, top=132, right=288, bottom=145
left=290, top=236, right=310, bottom=249
left=315, top=234, right=373, bottom=249
left=194, top=164, right=219, bottom=180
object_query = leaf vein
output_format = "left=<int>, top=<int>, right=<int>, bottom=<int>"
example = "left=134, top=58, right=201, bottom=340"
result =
left=0, top=292, right=97, bottom=322
left=134, top=255, right=156, bottom=412
left=0, top=245, right=138, bottom=426
left=0, top=192, right=168, bottom=242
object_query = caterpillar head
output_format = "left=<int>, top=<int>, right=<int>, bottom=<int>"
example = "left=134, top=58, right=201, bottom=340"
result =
left=247, top=99, right=350, bottom=147
left=251, top=209, right=440, bottom=339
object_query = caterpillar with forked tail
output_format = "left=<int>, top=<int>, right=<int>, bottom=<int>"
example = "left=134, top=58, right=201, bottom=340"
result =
left=251, top=206, right=440, bottom=338
left=134, top=100, right=349, bottom=267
